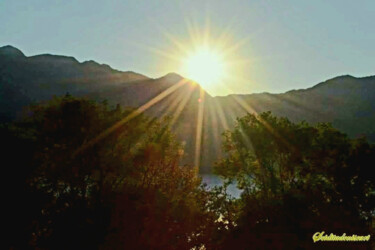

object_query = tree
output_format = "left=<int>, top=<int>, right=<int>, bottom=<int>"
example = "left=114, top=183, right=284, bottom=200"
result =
left=3, top=96, right=214, bottom=249
left=214, top=111, right=375, bottom=249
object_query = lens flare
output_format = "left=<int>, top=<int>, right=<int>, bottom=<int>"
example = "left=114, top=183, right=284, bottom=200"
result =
left=183, top=47, right=226, bottom=87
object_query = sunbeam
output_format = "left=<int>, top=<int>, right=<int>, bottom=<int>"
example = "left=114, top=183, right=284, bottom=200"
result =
left=212, top=98, right=229, bottom=130
left=74, top=79, right=189, bottom=156
left=170, top=84, right=196, bottom=127
left=160, top=86, right=187, bottom=119
left=207, top=99, right=222, bottom=158
left=194, top=88, right=205, bottom=168
left=231, top=95, right=293, bottom=150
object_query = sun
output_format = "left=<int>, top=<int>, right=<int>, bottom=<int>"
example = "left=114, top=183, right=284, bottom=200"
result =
left=182, top=46, right=226, bottom=87
left=142, top=17, right=249, bottom=95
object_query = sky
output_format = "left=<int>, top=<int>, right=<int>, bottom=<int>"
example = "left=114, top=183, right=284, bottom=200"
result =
left=1, top=0, right=374, bottom=96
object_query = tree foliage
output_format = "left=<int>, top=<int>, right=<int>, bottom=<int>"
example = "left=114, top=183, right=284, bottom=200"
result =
left=215, top=111, right=375, bottom=249
left=3, top=96, right=214, bottom=249
left=4, top=99, right=375, bottom=249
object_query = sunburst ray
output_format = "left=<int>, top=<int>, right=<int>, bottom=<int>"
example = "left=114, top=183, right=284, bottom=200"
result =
left=74, top=79, right=188, bottom=156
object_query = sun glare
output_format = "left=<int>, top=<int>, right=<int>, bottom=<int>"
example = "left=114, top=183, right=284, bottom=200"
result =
left=183, top=47, right=226, bottom=87
left=142, top=16, right=250, bottom=95
left=81, top=18, right=250, bottom=169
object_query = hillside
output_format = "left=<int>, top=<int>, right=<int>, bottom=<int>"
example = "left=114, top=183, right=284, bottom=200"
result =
left=1, top=45, right=374, bottom=172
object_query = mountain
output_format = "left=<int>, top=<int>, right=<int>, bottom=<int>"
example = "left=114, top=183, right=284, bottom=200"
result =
left=1, top=45, right=375, bottom=172
left=0, top=45, right=211, bottom=171
left=216, top=75, right=375, bottom=140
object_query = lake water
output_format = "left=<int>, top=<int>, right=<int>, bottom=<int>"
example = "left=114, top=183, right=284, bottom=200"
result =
left=200, top=174, right=242, bottom=198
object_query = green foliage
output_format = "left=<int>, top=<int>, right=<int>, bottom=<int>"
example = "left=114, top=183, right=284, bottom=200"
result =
left=214, top=111, right=375, bottom=248
left=5, top=98, right=375, bottom=249
left=3, top=96, right=214, bottom=249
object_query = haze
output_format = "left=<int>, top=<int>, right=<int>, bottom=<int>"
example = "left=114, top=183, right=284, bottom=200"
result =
left=0, top=0, right=374, bottom=96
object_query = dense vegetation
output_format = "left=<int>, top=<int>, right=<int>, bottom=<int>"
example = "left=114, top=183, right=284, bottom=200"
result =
left=3, top=96, right=375, bottom=249
left=214, top=112, right=375, bottom=249
left=2, top=47, right=375, bottom=173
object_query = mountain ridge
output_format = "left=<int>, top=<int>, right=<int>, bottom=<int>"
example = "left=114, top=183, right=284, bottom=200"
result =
left=3, top=45, right=372, bottom=94
left=1, top=45, right=375, bottom=172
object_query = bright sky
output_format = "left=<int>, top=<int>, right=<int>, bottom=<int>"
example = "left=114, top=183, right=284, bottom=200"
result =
left=1, top=0, right=374, bottom=96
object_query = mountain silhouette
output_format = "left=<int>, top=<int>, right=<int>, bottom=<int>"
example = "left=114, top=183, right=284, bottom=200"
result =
left=1, top=45, right=374, bottom=172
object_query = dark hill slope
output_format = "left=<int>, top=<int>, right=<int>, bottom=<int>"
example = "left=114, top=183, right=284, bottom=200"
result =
left=1, top=45, right=374, bottom=172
